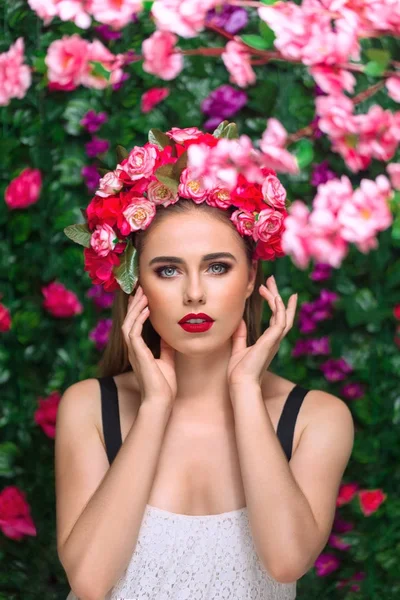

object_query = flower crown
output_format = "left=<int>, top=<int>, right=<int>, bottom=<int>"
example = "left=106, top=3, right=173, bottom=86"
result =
left=64, top=121, right=289, bottom=294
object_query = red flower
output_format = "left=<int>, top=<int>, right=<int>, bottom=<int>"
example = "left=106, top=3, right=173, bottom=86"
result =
left=358, top=489, right=387, bottom=516
left=230, top=174, right=263, bottom=213
left=182, top=133, right=219, bottom=149
left=84, top=246, right=122, bottom=291
left=141, top=87, right=170, bottom=113
left=86, top=193, right=123, bottom=230
left=0, top=486, right=37, bottom=540
left=34, top=390, right=61, bottom=439
left=4, top=167, right=42, bottom=210
left=0, top=303, right=11, bottom=332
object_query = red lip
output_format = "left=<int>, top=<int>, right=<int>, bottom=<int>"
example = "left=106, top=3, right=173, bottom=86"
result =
left=178, top=312, right=214, bottom=324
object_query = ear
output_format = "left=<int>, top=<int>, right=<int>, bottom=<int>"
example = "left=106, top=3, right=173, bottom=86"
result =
left=245, top=258, right=258, bottom=299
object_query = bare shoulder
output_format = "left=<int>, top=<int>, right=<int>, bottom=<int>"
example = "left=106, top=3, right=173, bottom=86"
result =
left=57, top=378, right=101, bottom=426
left=302, top=388, right=355, bottom=436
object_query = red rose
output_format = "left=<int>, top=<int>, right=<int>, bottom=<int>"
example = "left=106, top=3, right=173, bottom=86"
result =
left=84, top=247, right=122, bottom=292
left=0, top=486, right=37, bottom=540
left=34, top=390, right=61, bottom=439
left=86, top=193, right=122, bottom=230
left=0, top=303, right=11, bottom=332
left=230, top=174, right=263, bottom=213
left=183, top=133, right=219, bottom=149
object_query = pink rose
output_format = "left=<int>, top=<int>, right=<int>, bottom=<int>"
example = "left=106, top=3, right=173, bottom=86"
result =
left=0, top=37, right=32, bottom=106
left=141, top=87, right=170, bottom=113
left=253, top=207, right=285, bottom=242
left=0, top=486, right=36, bottom=541
left=42, top=281, right=83, bottom=318
left=147, top=180, right=178, bottom=207
left=45, top=34, right=90, bottom=90
left=34, top=390, right=61, bottom=439
left=5, top=168, right=42, bottom=209
left=122, top=198, right=156, bottom=233
left=222, top=39, right=256, bottom=88
left=387, top=163, right=400, bottom=190
left=90, top=223, right=117, bottom=257
left=207, top=187, right=232, bottom=209
left=83, top=39, right=125, bottom=90
left=142, top=31, right=183, bottom=81
left=166, top=126, right=203, bottom=143
left=27, top=0, right=57, bottom=25
left=122, top=144, right=158, bottom=181
left=178, top=167, right=208, bottom=203
left=262, top=175, right=287, bottom=209
left=230, top=209, right=256, bottom=236
left=89, top=0, right=142, bottom=29
left=0, top=303, right=11, bottom=332
left=96, top=170, right=124, bottom=198
left=152, top=0, right=219, bottom=38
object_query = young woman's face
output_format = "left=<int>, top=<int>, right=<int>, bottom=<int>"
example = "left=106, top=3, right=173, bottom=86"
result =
left=138, top=212, right=257, bottom=355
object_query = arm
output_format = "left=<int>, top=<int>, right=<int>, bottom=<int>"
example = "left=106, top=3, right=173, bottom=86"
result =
left=56, top=383, right=172, bottom=600
left=230, top=384, right=354, bottom=584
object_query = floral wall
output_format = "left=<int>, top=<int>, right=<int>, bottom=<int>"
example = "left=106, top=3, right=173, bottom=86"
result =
left=1, top=0, right=400, bottom=598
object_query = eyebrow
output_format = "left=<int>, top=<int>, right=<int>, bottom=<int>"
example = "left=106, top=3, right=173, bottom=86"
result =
left=148, top=252, right=238, bottom=266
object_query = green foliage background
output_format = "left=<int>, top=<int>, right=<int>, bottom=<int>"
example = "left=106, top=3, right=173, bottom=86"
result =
left=1, top=2, right=400, bottom=598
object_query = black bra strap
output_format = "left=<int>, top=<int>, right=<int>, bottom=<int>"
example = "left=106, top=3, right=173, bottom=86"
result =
left=98, top=376, right=122, bottom=466
left=276, top=385, right=309, bottom=462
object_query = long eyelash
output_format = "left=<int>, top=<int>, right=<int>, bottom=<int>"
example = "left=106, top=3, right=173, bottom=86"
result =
left=154, top=262, right=232, bottom=278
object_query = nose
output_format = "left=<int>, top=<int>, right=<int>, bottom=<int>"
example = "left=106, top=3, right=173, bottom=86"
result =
left=183, top=276, right=206, bottom=304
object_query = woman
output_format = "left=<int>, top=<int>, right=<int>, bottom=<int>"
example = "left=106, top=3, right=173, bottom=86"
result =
left=56, top=125, right=354, bottom=600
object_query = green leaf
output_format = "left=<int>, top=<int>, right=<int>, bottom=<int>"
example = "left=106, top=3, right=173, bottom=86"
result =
left=154, top=164, right=179, bottom=194
left=292, top=139, right=314, bottom=169
left=240, top=34, right=270, bottom=51
left=148, top=128, right=172, bottom=150
left=391, top=213, right=400, bottom=241
left=172, top=150, right=188, bottom=179
left=260, top=0, right=278, bottom=3
left=258, top=21, right=276, bottom=48
left=32, top=55, right=47, bottom=74
left=113, top=240, right=139, bottom=294
left=89, top=61, right=111, bottom=81
left=64, top=224, right=92, bottom=248
left=116, top=145, right=129, bottom=163
left=212, top=121, right=239, bottom=139
left=364, top=49, right=391, bottom=77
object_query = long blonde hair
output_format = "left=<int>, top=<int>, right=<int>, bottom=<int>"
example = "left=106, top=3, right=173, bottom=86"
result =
left=96, top=199, right=266, bottom=378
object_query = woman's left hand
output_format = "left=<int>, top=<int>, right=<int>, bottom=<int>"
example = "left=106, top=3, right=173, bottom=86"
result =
left=227, top=275, right=298, bottom=389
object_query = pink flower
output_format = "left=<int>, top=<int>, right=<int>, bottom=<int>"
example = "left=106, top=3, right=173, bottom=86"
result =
left=34, top=390, right=61, bottom=439
left=166, top=126, right=204, bottom=143
left=45, top=34, right=90, bottom=90
left=89, top=317, right=113, bottom=351
left=0, top=303, right=12, bottom=332
left=222, top=39, right=256, bottom=88
left=262, top=175, right=287, bottom=209
left=316, top=94, right=357, bottom=138
left=230, top=209, right=256, bottom=236
left=207, top=187, right=232, bottom=209
left=96, top=170, right=124, bottom=198
left=309, top=66, right=356, bottom=96
left=83, top=39, right=125, bottom=90
left=89, top=0, right=142, bottom=29
left=121, top=197, right=156, bottom=233
left=260, top=119, right=299, bottom=174
left=121, top=144, right=158, bottom=181
left=0, top=486, right=36, bottom=540
left=28, top=0, right=91, bottom=28
left=386, top=76, right=400, bottom=102
left=178, top=167, right=208, bottom=203
left=314, top=553, right=340, bottom=577
left=387, top=162, right=400, bottom=189
left=0, top=38, right=32, bottom=106
left=141, top=87, right=170, bottom=113
left=142, top=31, right=183, bottom=81
left=338, top=175, right=393, bottom=252
left=147, top=179, right=179, bottom=207
left=4, top=168, right=42, bottom=209
left=253, top=207, right=285, bottom=242
left=42, top=281, right=83, bottom=318
left=337, top=482, right=359, bottom=507
left=151, top=0, right=219, bottom=38
left=90, top=223, right=118, bottom=257
left=27, top=0, right=58, bottom=25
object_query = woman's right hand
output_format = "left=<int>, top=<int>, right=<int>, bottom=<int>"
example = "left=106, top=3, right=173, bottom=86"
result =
left=121, top=285, right=177, bottom=407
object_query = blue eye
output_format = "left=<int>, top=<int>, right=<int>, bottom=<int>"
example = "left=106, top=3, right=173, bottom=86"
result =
left=155, top=262, right=232, bottom=279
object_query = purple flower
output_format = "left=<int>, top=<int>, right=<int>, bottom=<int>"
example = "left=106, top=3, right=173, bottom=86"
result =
left=206, top=5, right=248, bottom=35
left=320, top=358, right=353, bottom=382
left=89, top=318, right=113, bottom=351
left=311, top=160, right=337, bottom=187
left=112, top=72, right=130, bottom=91
left=340, top=382, right=366, bottom=401
left=81, top=165, right=101, bottom=192
left=85, top=136, right=110, bottom=158
left=202, top=85, right=248, bottom=118
left=332, top=513, right=354, bottom=534
left=80, top=110, right=108, bottom=134
left=94, top=25, right=123, bottom=42
left=87, top=284, right=115, bottom=309
left=291, top=336, right=331, bottom=357
left=310, top=263, right=333, bottom=282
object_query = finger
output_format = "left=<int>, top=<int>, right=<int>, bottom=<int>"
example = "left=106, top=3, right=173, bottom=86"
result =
left=275, top=294, right=287, bottom=334
left=122, top=294, right=148, bottom=337
left=282, top=294, right=297, bottom=335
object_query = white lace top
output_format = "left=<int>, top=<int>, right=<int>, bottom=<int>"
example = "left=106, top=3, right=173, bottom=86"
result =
left=64, top=378, right=308, bottom=600
left=67, top=503, right=296, bottom=600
